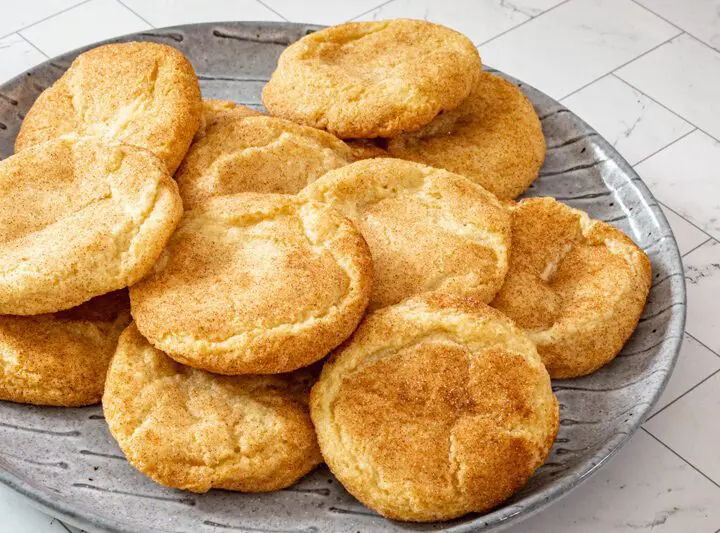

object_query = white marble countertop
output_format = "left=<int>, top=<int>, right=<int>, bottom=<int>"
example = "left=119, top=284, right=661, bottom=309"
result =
left=1, top=1, right=720, bottom=532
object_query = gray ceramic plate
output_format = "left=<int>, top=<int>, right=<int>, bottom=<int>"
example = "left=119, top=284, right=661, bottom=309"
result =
left=0, top=21, right=685, bottom=533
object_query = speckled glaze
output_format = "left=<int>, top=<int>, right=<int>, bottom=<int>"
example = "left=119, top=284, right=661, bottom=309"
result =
left=0, top=22, right=685, bottom=533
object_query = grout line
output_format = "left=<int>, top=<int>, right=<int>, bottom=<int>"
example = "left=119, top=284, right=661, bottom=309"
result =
left=645, top=367, right=720, bottom=422
left=558, top=30, right=683, bottom=101
left=656, top=201, right=717, bottom=244
left=625, top=125, right=719, bottom=247
left=17, top=32, right=49, bottom=58
left=349, top=0, right=398, bottom=21
left=617, top=74, right=720, bottom=144
left=255, top=0, right=291, bottom=22
left=682, top=238, right=713, bottom=258
left=685, top=332, right=720, bottom=360
left=629, top=0, right=683, bottom=33
left=641, top=427, right=720, bottom=490
left=631, top=128, right=696, bottom=167
left=629, top=128, right=715, bottom=249
left=0, top=0, right=93, bottom=42
left=629, top=0, right=720, bottom=57
left=633, top=1, right=720, bottom=57
left=116, top=0, right=155, bottom=28
left=675, top=23, right=720, bottom=56
left=475, top=0, right=574, bottom=48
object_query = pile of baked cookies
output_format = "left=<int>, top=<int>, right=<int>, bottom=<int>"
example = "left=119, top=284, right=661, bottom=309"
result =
left=0, top=19, right=652, bottom=523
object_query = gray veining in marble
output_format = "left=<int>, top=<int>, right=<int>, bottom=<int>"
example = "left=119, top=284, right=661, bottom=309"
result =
left=0, top=21, right=686, bottom=533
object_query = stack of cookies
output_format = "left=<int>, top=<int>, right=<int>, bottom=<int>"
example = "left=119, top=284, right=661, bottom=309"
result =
left=0, top=19, right=651, bottom=523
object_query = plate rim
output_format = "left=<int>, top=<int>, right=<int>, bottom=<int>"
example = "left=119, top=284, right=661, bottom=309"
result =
left=0, top=20, right=687, bottom=533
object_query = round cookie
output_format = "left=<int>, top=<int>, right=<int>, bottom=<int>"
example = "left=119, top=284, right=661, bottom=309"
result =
left=130, top=193, right=373, bottom=375
left=176, top=115, right=353, bottom=208
left=491, top=197, right=652, bottom=378
left=310, top=293, right=559, bottom=522
left=0, top=290, right=130, bottom=407
left=0, top=136, right=183, bottom=315
left=300, top=158, right=511, bottom=311
left=194, top=99, right=263, bottom=141
left=387, top=71, right=546, bottom=200
left=103, top=324, right=322, bottom=493
left=16, top=42, right=202, bottom=174
left=262, top=19, right=481, bottom=138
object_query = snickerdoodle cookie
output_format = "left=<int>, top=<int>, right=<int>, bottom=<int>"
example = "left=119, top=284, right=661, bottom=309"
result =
left=300, top=159, right=511, bottom=310
left=0, top=290, right=130, bottom=407
left=387, top=71, right=545, bottom=200
left=176, top=115, right=353, bottom=207
left=103, top=324, right=322, bottom=493
left=130, top=193, right=372, bottom=374
left=491, top=197, right=651, bottom=378
left=0, top=136, right=182, bottom=315
left=194, top=99, right=262, bottom=141
left=16, top=42, right=202, bottom=173
left=262, top=19, right=481, bottom=138
left=311, top=293, right=559, bottom=522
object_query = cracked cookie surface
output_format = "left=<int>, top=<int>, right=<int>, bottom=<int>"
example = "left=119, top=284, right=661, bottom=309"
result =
left=310, top=293, right=558, bottom=521
left=262, top=19, right=481, bottom=138
left=177, top=115, right=353, bottom=207
left=103, top=323, right=322, bottom=493
left=300, top=158, right=511, bottom=310
left=0, top=290, right=130, bottom=407
left=15, top=42, right=202, bottom=174
left=491, top=197, right=652, bottom=378
left=0, top=136, right=183, bottom=314
left=387, top=71, right=545, bottom=200
left=130, top=193, right=372, bottom=374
